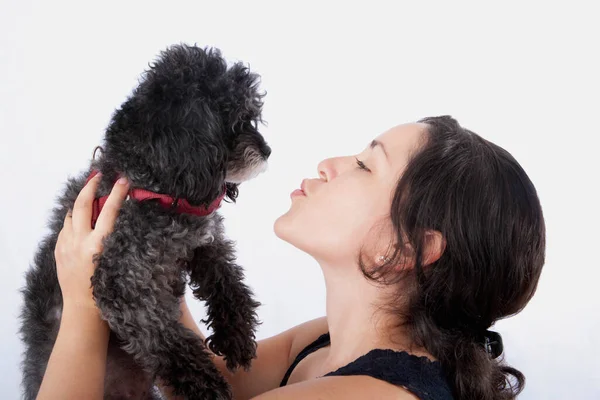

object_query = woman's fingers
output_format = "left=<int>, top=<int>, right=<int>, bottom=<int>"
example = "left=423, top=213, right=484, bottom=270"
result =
left=93, top=177, right=129, bottom=237
left=63, top=208, right=73, bottom=224
left=61, top=209, right=73, bottom=236
left=72, top=173, right=102, bottom=235
left=55, top=210, right=73, bottom=257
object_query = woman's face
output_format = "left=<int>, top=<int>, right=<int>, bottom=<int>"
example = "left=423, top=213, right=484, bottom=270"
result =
left=274, top=123, right=427, bottom=265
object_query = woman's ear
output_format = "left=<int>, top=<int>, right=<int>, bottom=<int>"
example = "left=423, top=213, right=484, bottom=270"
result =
left=374, top=241, right=414, bottom=269
left=378, top=230, right=445, bottom=270
left=422, top=230, right=446, bottom=266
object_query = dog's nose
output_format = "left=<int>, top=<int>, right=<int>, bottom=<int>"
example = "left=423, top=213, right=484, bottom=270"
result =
left=261, top=144, right=272, bottom=159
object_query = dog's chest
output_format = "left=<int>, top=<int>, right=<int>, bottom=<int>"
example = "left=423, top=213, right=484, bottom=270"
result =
left=122, top=198, right=221, bottom=244
left=191, top=212, right=219, bottom=246
left=111, top=202, right=223, bottom=270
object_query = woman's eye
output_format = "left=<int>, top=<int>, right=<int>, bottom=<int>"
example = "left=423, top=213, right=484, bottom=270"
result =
left=355, top=158, right=371, bottom=172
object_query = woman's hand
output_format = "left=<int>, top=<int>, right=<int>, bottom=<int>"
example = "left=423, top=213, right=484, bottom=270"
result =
left=54, top=173, right=130, bottom=310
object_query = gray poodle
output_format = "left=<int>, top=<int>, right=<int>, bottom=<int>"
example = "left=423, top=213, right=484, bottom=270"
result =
left=20, top=44, right=269, bottom=400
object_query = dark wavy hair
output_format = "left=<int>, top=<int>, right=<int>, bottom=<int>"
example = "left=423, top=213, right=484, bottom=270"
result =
left=361, top=116, right=545, bottom=399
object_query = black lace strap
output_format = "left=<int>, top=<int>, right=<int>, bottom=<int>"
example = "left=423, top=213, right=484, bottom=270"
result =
left=324, top=349, right=453, bottom=400
left=279, top=333, right=330, bottom=387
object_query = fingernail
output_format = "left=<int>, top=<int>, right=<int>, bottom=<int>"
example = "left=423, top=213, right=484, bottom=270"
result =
left=95, top=172, right=102, bottom=178
left=117, top=177, right=128, bottom=185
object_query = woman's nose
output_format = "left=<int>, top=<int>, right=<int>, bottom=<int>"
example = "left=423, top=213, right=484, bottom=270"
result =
left=318, top=157, right=349, bottom=181
left=317, top=158, right=334, bottom=181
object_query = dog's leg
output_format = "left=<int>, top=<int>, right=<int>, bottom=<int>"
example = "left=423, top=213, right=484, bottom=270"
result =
left=187, top=237, right=260, bottom=371
left=20, top=234, right=63, bottom=400
left=104, top=334, right=156, bottom=400
left=92, top=229, right=231, bottom=400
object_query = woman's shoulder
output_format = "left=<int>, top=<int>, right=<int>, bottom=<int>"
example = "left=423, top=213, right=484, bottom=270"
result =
left=251, top=374, right=419, bottom=400
left=286, top=316, right=329, bottom=365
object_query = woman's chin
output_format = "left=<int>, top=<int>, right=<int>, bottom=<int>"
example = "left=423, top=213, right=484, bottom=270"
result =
left=273, top=213, right=288, bottom=241
left=273, top=212, right=304, bottom=249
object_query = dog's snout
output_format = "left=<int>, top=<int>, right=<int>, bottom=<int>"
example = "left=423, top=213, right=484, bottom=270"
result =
left=261, top=144, right=272, bottom=159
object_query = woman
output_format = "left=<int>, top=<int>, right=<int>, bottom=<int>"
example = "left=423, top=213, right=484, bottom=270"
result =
left=37, top=116, right=545, bottom=400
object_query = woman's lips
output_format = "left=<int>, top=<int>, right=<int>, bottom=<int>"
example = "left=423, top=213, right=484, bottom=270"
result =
left=290, top=189, right=305, bottom=198
left=291, top=179, right=309, bottom=199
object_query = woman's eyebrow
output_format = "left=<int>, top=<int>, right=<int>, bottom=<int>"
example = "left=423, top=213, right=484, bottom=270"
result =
left=371, top=139, right=389, bottom=160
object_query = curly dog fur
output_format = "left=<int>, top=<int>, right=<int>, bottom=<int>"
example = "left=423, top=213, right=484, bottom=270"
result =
left=20, top=44, right=269, bottom=400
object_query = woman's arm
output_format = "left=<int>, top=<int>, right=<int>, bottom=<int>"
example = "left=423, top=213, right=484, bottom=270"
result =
left=159, top=300, right=329, bottom=400
left=36, top=305, right=110, bottom=400
left=36, top=173, right=130, bottom=400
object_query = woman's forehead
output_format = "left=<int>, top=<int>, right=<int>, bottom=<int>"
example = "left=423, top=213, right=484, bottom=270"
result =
left=374, top=123, right=428, bottom=167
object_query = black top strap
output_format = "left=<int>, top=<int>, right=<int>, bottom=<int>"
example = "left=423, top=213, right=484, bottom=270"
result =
left=279, top=333, right=453, bottom=400
left=279, top=333, right=330, bottom=387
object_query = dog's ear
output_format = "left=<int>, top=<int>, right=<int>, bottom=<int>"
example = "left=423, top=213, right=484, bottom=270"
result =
left=103, top=44, right=230, bottom=205
left=221, top=62, right=265, bottom=131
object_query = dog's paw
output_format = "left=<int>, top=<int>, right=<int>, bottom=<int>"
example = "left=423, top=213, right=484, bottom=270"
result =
left=205, top=329, right=257, bottom=372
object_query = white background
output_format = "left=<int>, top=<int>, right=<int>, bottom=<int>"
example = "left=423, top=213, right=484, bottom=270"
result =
left=1, top=1, right=598, bottom=399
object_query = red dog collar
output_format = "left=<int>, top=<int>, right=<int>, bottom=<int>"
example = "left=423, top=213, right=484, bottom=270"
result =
left=85, top=169, right=226, bottom=227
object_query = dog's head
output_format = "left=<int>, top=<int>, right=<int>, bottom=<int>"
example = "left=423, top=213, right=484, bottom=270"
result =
left=101, top=44, right=270, bottom=205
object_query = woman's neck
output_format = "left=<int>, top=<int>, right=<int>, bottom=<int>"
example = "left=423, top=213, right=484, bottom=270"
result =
left=318, top=261, right=433, bottom=372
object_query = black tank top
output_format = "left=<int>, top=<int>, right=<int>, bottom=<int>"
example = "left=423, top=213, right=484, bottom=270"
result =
left=279, top=333, right=454, bottom=400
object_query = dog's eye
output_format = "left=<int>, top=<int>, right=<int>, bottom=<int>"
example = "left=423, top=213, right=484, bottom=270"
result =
left=355, top=158, right=371, bottom=172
